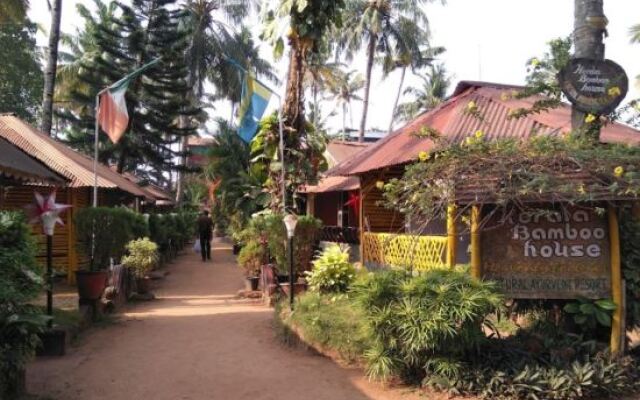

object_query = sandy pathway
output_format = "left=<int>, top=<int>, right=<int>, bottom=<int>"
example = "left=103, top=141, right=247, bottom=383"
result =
left=27, top=240, right=427, bottom=400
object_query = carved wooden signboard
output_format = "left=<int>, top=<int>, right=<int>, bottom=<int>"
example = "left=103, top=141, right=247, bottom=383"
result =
left=558, top=58, right=628, bottom=115
left=482, top=207, right=611, bottom=299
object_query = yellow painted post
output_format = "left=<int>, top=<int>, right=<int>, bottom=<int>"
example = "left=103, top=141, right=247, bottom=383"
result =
left=471, top=205, right=482, bottom=279
left=306, top=193, right=316, bottom=216
left=608, top=206, right=623, bottom=355
left=446, top=204, right=457, bottom=268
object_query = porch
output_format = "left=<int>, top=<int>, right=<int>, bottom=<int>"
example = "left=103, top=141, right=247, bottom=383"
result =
left=362, top=232, right=449, bottom=271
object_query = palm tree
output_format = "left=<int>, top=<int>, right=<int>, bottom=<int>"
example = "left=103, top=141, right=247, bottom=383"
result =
left=385, top=46, right=445, bottom=133
left=304, top=61, right=344, bottom=127
left=394, top=64, right=450, bottom=124
left=336, top=0, right=435, bottom=142
left=41, top=0, right=63, bottom=136
left=325, top=70, right=364, bottom=137
left=0, top=0, right=28, bottom=24
left=631, top=24, right=640, bottom=88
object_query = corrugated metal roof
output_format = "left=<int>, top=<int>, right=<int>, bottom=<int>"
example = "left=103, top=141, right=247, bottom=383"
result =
left=0, top=137, right=66, bottom=184
left=300, top=176, right=360, bottom=194
left=331, top=81, right=640, bottom=176
left=0, top=115, right=147, bottom=197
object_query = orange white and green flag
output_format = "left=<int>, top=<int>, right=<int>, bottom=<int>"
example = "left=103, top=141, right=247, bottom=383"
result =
left=97, top=59, right=160, bottom=144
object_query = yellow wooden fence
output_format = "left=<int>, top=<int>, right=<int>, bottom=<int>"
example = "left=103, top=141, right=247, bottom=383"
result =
left=362, top=232, right=448, bottom=271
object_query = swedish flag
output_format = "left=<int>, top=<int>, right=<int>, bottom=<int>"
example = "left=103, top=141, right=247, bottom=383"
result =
left=237, top=75, right=272, bottom=143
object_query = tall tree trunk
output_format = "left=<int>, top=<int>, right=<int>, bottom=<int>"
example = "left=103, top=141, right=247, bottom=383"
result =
left=571, top=0, right=606, bottom=134
left=175, top=115, right=189, bottom=204
left=388, top=66, right=406, bottom=134
left=41, top=0, right=62, bottom=136
left=359, top=34, right=377, bottom=143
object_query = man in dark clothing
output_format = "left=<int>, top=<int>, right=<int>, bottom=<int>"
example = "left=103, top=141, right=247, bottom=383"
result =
left=197, top=210, right=214, bottom=261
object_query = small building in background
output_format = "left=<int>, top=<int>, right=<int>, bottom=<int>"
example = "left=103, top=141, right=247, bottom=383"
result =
left=186, top=136, right=216, bottom=170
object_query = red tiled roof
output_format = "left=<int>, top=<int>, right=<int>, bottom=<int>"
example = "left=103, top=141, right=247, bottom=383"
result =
left=119, top=171, right=175, bottom=203
left=325, top=140, right=369, bottom=167
left=300, top=176, right=360, bottom=194
left=0, top=115, right=147, bottom=197
left=330, top=81, right=640, bottom=176
left=0, top=137, right=66, bottom=184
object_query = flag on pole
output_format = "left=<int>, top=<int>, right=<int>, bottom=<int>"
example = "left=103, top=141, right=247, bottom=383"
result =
left=97, top=59, right=160, bottom=144
left=237, top=75, right=272, bottom=143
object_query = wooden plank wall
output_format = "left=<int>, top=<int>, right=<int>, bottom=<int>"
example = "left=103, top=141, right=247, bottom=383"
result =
left=360, top=167, right=406, bottom=234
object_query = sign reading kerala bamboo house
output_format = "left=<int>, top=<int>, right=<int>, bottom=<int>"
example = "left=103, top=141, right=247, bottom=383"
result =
left=558, top=58, right=628, bottom=115
left=482, top=207, right=611, bottom=299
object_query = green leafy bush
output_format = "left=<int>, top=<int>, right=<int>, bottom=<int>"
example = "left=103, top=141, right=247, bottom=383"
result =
left=352, top=268, right=503, bottom=382
left=622, top=214, right=640, bottom=331
left=237, top=240, right=266, bottom=277
left=0, top=212, right=48, bottom=397
left=564, top=298, right=616, bottom=338
left=293, top=215, right=322, bottom=273
left=305, top=245, right=355, bottom=293
left=75, top=207, right=149, bottom=270
left=122, top=238, right=159, bottom=278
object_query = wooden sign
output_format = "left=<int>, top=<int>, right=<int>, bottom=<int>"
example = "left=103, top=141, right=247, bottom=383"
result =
left=482, top=206, right=611, bottom=299
left=558, top=58, right=628, bottom=115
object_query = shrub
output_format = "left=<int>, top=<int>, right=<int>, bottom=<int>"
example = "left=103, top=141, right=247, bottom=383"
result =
left=75, top=207, right=149, bottom=270
left=305, top=245, right=355, bottom=293
left=282, top=292, right=373, bottom=362
left=0, top=212, right=48, bottom=397
left=293, top=215, right=322, bottom=273
left=622, top=213, right=640, bottom=331
left=237, top=240, right=266, bottom=277
left=352, top=268, right=503, bottom=382
left=122, top=238, right=159, bottom=278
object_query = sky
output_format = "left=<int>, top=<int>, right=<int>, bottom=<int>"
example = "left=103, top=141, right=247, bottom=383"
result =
left=29, top=0, right=640, bottom=136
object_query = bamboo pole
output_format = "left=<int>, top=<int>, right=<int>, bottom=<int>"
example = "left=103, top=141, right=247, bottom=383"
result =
left=471, top=205, right=482, bottom=279
left=608, top=206, right=623, bottom=355
left=447, top=204, right=457, bottom=268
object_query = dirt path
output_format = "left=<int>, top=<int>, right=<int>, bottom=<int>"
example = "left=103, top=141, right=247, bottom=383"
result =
left=28, top=240, right=428, bottom=400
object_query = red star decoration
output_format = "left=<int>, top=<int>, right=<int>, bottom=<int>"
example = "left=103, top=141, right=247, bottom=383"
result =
left=25, top=190, right=71, bottom=235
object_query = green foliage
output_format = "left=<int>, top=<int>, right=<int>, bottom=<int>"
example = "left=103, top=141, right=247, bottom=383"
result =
left=0, top=211, right=48, bottom=397
left=621, top=213, right=640, bottom=331
left=352, top=269, right=503, bottom=382
left=122, top=238, right=159, bottom=278
left=148, top=212, right=196, bottom=256
left=75, top=207, right=149, bottom=270
left=564, top=298, right=616, bottom=331
left=237, top=240, right=266, bottom=277
left=0, top=212, right=42, bottom=304
left=283, top=292, right=373, bottom=362
left=305, top=245, right=355, bottom=293
left=292, top=215, right=322, bottom=273
left=384, top=135, right=640, bottom=224
left=0, top=19, right=43, bottom=122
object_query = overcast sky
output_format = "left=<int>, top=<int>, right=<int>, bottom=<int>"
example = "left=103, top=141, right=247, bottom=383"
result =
left=30, top=0, right=640, bottom=135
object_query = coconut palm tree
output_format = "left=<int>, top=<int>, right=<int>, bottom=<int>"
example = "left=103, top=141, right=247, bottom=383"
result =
left=631, top=24, right=640, bottom=43
left=41, top=0, right=63, bottom=136
left=0, top=0, right=28, bottom=24
left=394, top=64, right=450, bottom=124
left=335, top=0, right=435, bottom=142
left=325, top=70, right=365, bottom=137
left=304, top=60, right=344, bottom=127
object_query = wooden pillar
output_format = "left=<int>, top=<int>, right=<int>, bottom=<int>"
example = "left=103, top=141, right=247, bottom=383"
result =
left=446, top=204, right=457, bottom=268
left=306, top=193, right=316, bottom=216
left=359, top=188, right=365, bottom=263
left=608, top=206, right=623, bottom=355
left=67, top=189, right=78, bottom=284
left=470, top=205, right=482, bottom=279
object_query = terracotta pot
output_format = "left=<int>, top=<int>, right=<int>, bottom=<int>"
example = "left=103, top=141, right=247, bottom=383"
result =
left=75, top=270, right=108, bottom=300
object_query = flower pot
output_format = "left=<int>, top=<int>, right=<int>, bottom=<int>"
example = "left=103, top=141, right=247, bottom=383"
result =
left=245, top=276, right=260, bottom=291
left=75, top=270, right=108, bottom=300
left=136, top=277, right=152, bottom=294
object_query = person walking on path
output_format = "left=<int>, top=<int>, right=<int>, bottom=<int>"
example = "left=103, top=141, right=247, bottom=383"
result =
left=197, top=210, right=213, bottom=262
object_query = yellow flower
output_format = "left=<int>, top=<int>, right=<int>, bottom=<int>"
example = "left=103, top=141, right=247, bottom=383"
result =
left=467, top=100, right=477, bottom=111
left=614, top=166, right=625, bottom=178
left=531, top=58, right=540, bottom=67
left=464, top=137, right=474, bottom=146
left=585, top=114, right=597, bottom=124
left=608, top=86, right=621, bottom=97
left=375, top=180, right=385, bottom=190
left=418, top=151, right=430, bottom=162
left=474, top=130, right=484, bottom=139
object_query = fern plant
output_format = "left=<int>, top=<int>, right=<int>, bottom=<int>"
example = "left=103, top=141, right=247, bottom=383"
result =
left=305, top=245, right=355, bottom=293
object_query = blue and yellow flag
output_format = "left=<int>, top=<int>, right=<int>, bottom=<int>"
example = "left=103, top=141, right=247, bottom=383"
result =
left=237, top=75, right=272, bottom=143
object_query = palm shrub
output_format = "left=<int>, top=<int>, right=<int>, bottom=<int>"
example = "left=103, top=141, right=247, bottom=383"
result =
left=352, top=268, right=503, bottom=382
left=293, top=215, right=322, bottom=274
left=122, top=238, right=159, bottom=278
left=0, top=212, right=48, bottom=397
left=305, top=245, right=355, bottom=293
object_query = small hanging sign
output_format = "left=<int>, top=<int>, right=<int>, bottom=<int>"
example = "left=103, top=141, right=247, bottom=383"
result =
left=558, top=58, right=628, bottom=115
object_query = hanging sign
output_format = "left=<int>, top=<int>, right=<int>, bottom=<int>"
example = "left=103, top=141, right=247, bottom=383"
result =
left=558, top=58, right=628, bottom=115
left=482, top=206, right=611, bottom=299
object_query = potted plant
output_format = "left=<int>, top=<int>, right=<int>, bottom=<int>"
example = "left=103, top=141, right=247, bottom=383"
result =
left=122, top=238, right=159, bottom=295
left=237, top=240, right=264, bottom=291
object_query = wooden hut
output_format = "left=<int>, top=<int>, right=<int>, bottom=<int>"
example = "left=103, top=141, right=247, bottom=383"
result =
left=0, top=114, right=150, bottom=283
left=329, top=81, right=640, bottom=270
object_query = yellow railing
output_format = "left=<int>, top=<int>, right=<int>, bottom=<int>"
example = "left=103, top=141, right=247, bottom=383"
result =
left=362, top=232, right=448, bottom=271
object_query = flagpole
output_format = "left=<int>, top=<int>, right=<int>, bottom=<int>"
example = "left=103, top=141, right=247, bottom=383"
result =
left=93, top=92, right=101, bottom=208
